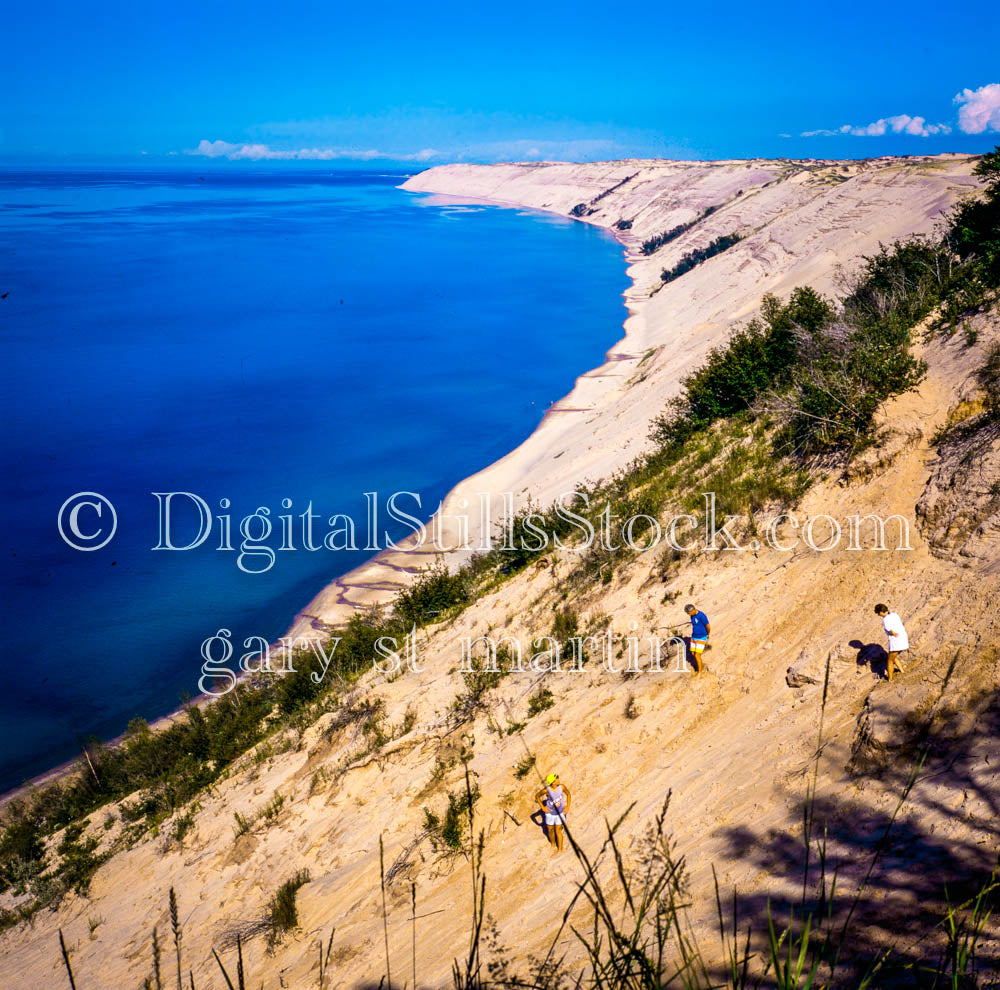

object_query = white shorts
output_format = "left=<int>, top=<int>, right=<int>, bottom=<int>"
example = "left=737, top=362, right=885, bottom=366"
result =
left=690, top=638, right=707, bottom=653
left=544, top=812, right=565, bottom=827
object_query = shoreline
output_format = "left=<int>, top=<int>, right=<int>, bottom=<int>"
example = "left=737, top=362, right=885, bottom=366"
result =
left=283, top=187, right=648, bottom=638
left=0, top=184, right=637, bottom=808
left=0, top=704, right=204, bottom=810
left=284, top=152, right=982, bottom=640
left=4, top=153, right=978, bottom=808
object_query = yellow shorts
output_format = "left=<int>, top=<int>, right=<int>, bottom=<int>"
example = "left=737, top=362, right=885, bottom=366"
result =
left=690, top=638, right=707, bottom=653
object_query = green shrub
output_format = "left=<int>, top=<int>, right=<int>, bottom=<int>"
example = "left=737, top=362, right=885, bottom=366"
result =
left=171, top=809, right=195, bottom=843
left=513, top=755, right=536, bottom=779
left=588, top=172, right=639, bottom=207
left=651, top=288, right=834, bottom=449
left=951, top=147, right=1000, bottom=283
left=0, top=808, right=44, bottom=893
left=771, top=242, right=939, bottom=456
left=276, top=650, right=327, bottom=714
left=491, top=502, right=582, bottom=573
left=451, top=647, right=512, bottom=722
left=424, top=784, right=480, bottom=852
left=551, top=607, right=578, bottom=645
left=841, top=238, right=947, bottom=333
left=649, top=234, right=949, bottom=458
left=641, top=205, right=717, bottom=255
left=261, top=792, right=284, bottom=824
left=527, top=688, right=555, bottom=717
left=267, top=869, right=310, bottom=944
left=393, top=563, right=470, bottom=628
left=661, top=232, right=741, bottom=282
left=44, top=821, right=107, bottom=902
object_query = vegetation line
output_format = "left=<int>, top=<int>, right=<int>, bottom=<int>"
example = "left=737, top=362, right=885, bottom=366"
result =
left=660, top=231, right=742, bottom=283
left=641, top=204, right=719, bottom=255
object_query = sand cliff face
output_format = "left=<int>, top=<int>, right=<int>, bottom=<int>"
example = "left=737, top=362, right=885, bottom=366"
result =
left=293, top=156, right=983, bottom=629
left=3, top=158, right=999, bottom=988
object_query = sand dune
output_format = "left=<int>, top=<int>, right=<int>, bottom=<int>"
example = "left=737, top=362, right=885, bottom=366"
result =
left=291, top=155, right=981, bottom=631
left=3, top=156, right=998, bottom=988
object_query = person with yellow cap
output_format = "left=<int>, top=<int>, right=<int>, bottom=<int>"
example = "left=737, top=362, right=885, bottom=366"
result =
left=535, top=772, right=571, bottom=854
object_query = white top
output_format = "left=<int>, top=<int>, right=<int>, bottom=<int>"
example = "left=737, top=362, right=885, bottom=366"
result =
left=882, top=612, right=909, bottom=652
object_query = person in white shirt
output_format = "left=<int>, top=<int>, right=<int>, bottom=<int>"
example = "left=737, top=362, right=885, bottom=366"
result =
left=874, top=604, right=909, bottom=681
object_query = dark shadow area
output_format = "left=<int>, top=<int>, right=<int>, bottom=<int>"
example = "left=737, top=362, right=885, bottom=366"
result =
left=850, top=638, right=889, bottom=678
left=342, top=700, right=998, bottom=989
left=530, top=808, right=551, bottom=843
left=711, top=694, right=1000, bottom=988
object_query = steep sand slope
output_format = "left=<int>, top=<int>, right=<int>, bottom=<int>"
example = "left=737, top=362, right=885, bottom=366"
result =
left=292, top=156, right=981, bottom=632
left=3, top=311, right=996, bottom=989
left=2, top=158, right=998, bottom=988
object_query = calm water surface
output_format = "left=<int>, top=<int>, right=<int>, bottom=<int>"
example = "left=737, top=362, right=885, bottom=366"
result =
left=0, top=165, right=627, bottom=791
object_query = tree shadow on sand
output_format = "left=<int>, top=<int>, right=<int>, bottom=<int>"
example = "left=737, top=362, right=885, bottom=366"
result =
left=710, top=688, right=1000, bottom=988
left=59, top=669, right=995, bottom=990
left=341, top=666, right=999, bottom=989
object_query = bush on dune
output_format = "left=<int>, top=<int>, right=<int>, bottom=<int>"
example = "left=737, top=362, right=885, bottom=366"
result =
left=660, top=231, right=742, bottom=282
left=651, top=144, right=1000, bottom=461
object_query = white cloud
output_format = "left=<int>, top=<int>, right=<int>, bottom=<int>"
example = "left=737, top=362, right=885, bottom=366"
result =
left=187, top=140, right=441, bottom=161
left=185, top=136, right=637, bottom=165
left=802, top=114, right=950, bottom=138
left=954, top=83, right=1000, bottom=134
left=182, top=110, right=695, bottom=165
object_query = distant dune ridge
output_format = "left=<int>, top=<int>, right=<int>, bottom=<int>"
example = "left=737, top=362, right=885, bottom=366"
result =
left=291, top=154, right=983, bottom=630
left=3, top=156, right=999, bottom=987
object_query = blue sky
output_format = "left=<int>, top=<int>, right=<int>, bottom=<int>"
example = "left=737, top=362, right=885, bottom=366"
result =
left=2, top=0, right=998, bottom=163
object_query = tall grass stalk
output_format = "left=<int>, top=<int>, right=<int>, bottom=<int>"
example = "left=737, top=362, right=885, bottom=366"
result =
left=211, top=931, right=247, bottom=990
left=934, top=867, right=998, bottom=987
left=451, top=764, right=487, bottom=989
left=169, top=887, right=182, bottom=990
left=152, top=926, right=162, bottom=990
left=412, top=882, right=418, bottom=990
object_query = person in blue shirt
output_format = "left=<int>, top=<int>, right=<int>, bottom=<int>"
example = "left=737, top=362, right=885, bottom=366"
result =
left=684, top=604, right=711, bottom=673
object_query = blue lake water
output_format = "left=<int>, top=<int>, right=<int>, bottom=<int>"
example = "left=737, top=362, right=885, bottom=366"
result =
left=0, top=165, right=627, bottom=792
